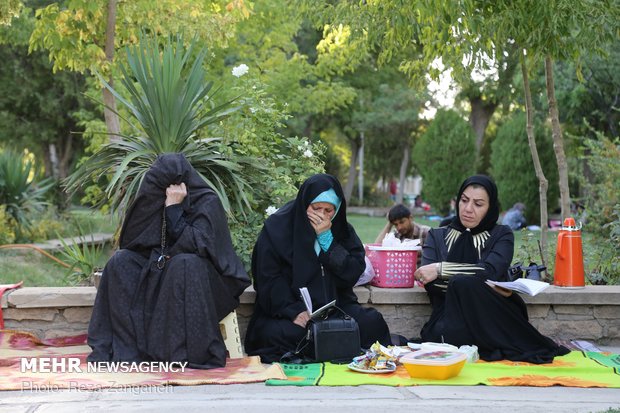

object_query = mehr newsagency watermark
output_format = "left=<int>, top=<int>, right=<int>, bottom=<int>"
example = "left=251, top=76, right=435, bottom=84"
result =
left=19, top=357, right=187, bottom=392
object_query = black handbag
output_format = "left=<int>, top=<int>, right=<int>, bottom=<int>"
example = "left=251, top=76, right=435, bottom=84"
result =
left=307, top=311, right=361, bottom=363
left=507, top=262, right=546, bottom=281
left=282, top=306, right=361, bottom=364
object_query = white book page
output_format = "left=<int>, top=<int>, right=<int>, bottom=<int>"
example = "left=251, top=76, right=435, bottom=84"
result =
left=299, top=287, right=313, bottom=314
left=486, top=278, right=549, bottom=296
left=299, top=287, right=336, bottom=320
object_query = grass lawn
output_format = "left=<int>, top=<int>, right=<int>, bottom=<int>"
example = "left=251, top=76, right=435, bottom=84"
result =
left=1, top=208, right=118, bottom=287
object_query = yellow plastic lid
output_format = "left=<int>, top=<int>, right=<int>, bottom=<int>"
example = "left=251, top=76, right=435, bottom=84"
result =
left=401, top=350, right=467, bottom=366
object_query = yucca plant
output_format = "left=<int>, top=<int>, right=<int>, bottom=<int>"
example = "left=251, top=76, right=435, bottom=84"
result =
left=65, top=33, right=257, bottom=215
left=56, top=225, right=105, bottom=286
left=0, top=150, right=54, bottom=237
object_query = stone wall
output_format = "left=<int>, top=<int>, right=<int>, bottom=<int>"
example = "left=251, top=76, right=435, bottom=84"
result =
left=3, top=286, right=620, bottom=346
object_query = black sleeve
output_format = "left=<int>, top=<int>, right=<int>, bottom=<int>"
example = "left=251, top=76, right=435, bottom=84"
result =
left=165, top=204, right=187, bottom=244
left=253, top=232, right=306, bottom=321
left=420, top=229, right=449, bottom=295
left=421, top=228, right=442, bottom=266
left=318, top=224, right=365, bottom=289
left=475, top=226, right=514, bottom=281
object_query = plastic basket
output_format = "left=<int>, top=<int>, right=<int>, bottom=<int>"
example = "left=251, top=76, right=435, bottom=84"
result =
left=365, top=244, right=420, bottom=288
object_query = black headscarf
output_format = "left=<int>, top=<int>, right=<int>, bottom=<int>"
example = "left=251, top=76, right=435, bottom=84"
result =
left=262, top=174, right=349, bottom=289
left=446, top=175, right=500, bottom=263
left=119, top=153, right=248, bottom=285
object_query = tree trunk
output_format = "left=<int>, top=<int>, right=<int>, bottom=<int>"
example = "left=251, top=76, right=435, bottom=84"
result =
left=357, top=131, right=364, bottom=203
left=103, top=0, right=121, bottom=142
left=397, top=144, right=410, bottom=205
left=59, top=134, right=73, bottom=179
left=48, top=143, right=60, bottom=179
left=521, top=51, right=549, bottom=253
left=469, top=96, right=497, bottom=162
left=545, top=57, right=571, bottom=220
left=343, top=139, right=359, bottom=204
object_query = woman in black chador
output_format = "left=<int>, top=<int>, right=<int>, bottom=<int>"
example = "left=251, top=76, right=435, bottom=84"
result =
left=414, top=175, right=569, bottom=364
left=244, top=174, right=391, bottom=363
left=87, top=153, right=250, bottom=368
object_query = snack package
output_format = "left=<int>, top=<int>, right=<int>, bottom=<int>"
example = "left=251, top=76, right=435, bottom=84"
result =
left=349, top=342, right=405, bottom=371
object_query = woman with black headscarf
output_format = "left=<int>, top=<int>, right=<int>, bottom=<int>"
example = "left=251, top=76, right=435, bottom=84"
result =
left=414, top=175, right=569, bottom=364
left=87, top=153, right=250, bottom=368
left=244, top=174, right=392, bottom=363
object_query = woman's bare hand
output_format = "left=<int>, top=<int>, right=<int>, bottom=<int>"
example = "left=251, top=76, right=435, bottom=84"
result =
left=165, top=183, right=187, bottom=206
left=307, top=209, right=331, bottom=234
left=414, top=263, right=439, bottom=285
left=293, top=311, right=310, bottom=328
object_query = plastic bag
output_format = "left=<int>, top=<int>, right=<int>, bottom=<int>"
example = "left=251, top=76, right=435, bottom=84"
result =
left=355, top=256, right=376, bottom=286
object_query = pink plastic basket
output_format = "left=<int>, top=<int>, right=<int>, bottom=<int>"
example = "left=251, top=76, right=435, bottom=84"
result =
left=365, top=244, right=419, bottom=288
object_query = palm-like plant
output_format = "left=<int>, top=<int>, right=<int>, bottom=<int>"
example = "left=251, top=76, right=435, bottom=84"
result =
left=0, top=150, right=54, bottom=235
left=65, top=34, right=257, bottom=215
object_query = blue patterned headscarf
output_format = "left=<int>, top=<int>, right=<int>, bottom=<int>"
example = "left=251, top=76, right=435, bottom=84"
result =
left=311, top=188, right=341, bottom=217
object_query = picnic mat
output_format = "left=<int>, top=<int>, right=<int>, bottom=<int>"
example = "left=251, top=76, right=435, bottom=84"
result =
left=0, top=330, right=285, bottom=390
left=268, top=351, right=620, bottom=387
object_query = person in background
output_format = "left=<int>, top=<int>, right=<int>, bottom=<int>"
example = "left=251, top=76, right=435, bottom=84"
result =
left=502, top=202, right=527, bottom=231
left=244, top=174, right=392, bottom=363
left=375, top=204, right=430, bottom=244
left=413, top=175, right=568, bottom=363
left=374, top=204, right=430, bottom=266
left=389, top=179, right=397, bottom=202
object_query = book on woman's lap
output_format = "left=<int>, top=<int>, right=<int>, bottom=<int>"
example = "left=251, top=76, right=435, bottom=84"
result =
left=300, top=287, right=336, bottom=320
left=485, top=278, right=550, bottom=296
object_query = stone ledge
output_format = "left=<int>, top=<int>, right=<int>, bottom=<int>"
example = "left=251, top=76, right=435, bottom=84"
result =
left=4, top=285, right=620, bottom=345
left=5, top=285, right=620, bottom=308
left=5, top=287, right=97, bottom=308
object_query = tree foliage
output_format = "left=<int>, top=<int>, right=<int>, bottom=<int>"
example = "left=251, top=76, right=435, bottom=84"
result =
left=412, top=110, right=476, bottom=213
left=0, top=6, right=91, bottom=200
left=0, top=0, right=22, bottom=26
left=490, top=112, right=559, bottom=222
left=29, top=0, right=244, bottom=75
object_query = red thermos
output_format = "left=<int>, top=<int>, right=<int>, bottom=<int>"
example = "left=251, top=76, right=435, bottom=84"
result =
left=553, top=217, right=585, bottom=287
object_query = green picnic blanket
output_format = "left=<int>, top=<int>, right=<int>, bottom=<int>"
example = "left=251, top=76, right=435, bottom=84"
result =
left=267, top=351, right=620, bottom=387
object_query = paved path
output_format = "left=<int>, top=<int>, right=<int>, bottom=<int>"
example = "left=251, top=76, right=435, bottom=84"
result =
left=31, top=233, right=114, bottom=252
left=2, top=345, right=619, bottom=413
left=2, top=382, right=619, bottom=413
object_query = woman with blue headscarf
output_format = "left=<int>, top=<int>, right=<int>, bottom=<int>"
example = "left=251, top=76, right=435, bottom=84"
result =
left=244, top=174, right=391, bottom=363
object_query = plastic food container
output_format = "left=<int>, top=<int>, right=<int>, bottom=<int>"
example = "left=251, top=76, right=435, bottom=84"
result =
left=400, top=349, right=467, bottom=380
left=365, top=244, right=421, bottom=288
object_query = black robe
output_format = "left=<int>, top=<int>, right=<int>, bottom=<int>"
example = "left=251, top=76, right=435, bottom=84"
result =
left=244, top=174, right=391, bottom=363
left=87, top=153, right=250, bottom=368
left=419, top=175, right=568, bottom=364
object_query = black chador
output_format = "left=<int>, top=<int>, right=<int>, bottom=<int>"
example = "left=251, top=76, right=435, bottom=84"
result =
left=244, top=174, right=391, bottom=363
left=87, top=153, right=250, bottom=369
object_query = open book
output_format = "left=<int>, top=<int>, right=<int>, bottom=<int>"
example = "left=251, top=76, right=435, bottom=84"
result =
left=300, top=287, right=336, bottom=320
left=485, top=278, right=550, bottom=296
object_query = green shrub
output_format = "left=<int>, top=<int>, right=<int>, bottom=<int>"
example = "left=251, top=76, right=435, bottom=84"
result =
left=490, top=112, right=559, bottom=223
left=216, top=74, right=326, bottom=268
left=579, top=131, right=620, bottom=236
left=0, top=205, right=16, bottom=244
left=0, top=150, right=54, bottom=241
left=575, top=130, right=620, bottom=284
left=412, top=109, right=476, bottom=214
left=19, top=208, right=65, bottom=242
